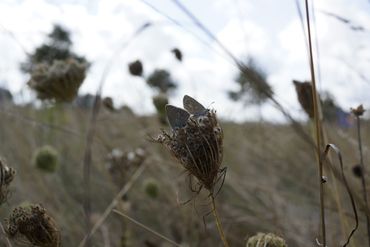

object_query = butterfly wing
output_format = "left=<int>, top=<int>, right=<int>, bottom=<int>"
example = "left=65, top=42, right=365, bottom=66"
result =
left=183, top=95, right=206, bottom=115
left=166, top=105, right=190, bottom=130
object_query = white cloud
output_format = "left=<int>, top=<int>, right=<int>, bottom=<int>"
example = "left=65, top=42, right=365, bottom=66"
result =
left=0, top=0, right=369, bottom=122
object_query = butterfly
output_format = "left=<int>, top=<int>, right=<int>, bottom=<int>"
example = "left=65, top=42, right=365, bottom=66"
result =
left=165, top=105, right=190, bottom=130
left=183, top=95, right=207, bottom=116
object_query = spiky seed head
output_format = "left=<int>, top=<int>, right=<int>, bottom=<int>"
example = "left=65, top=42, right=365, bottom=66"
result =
left=246, top=233, right=287, bottom=247
left=128, top=60, right=143, bottom=77
left=5, top=204, right=60, bottom=247
left=28, top=58, right=87, bottom=102
left=351, top=104, right=365, bottom=117
left=154, top=95, right=224, bottom=192
left=33, top=145, right=59, bottom=173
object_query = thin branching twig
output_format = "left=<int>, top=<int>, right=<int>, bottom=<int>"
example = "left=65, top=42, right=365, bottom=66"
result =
left=81, top=22, right=152, bottom=247
left=78, top=163, right=146, bottom=247
left=113, top=209, right=181, bottom=247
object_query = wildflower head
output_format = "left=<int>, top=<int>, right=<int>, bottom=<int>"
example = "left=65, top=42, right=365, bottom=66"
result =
left=154, top=95, right=224, bottom=193
left=5, top=203, right=60, bottom=247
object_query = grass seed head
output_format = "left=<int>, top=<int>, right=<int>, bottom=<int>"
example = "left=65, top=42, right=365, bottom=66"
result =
left=154, top=95, right=223, bottom=192
left=6, top=203, right=60, bottom=247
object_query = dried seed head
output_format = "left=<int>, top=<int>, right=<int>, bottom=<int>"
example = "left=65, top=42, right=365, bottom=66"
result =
left=351, top=104, right=365, bottom=117
left=103, top=97, right=115, bottom=111
left=5, top=203, right=60, bottom=247
left=352, top=164, right=363, bottom=178
left=0, top=158, right=16, bottom=205
left=28, top=58, right=87, bottom=102
left=293, top=80, right=314, bottom=118
left=171, top=48, right=183, bottom=62
left=246, top=233, right=287, bottom=247
left=106, top=148, right=147, bottom=188
left=128, top=60, right=143, bottom=77
left=154, top=95, right=224, bottom=192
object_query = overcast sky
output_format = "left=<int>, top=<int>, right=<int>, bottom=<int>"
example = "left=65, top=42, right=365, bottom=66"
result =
left=1, top=0, right=370, bottom=122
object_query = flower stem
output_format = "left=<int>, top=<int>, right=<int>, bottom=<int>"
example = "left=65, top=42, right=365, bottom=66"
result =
left=210, top=195, right=230, bottom=247
left=356, top=115, right=370, bottom=246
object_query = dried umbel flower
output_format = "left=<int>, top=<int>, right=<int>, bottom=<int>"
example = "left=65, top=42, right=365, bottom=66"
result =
left=246, top=233, right=287, bottom=247
left=351, top=104, right=365, bottom=117
left=293, top=80, right=314, bottom=118
left=6, top=204, right=60, bottom=247
left=128, top=60, right=143, bottom=77
left=0, top=157, right=16, bottom=205
left=28, top=58, right=87, bottom=102
left=154, top=95, right=225, bottom=193
left=106, top=148, right=146, bottom=188
left=33, top=145, right=59, bottom=173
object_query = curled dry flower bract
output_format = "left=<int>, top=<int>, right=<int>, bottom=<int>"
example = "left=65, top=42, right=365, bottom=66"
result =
left=0, top=157, right=16, bottom=205
left=154, top=95, right=224, bottom=193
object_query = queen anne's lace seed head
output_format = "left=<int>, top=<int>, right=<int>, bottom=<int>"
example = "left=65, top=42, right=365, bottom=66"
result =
left=154, top=95, right=224, bottom=192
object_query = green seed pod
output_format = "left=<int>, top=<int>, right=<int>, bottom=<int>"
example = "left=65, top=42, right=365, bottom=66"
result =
left=33, top=145, right=59, bottom=173
left=246, top=233, right=287, bottom=247
left=144, top=179, right=159, bottom=199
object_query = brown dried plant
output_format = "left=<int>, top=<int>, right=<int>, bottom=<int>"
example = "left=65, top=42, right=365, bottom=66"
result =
left=153, top=95, right=229, bottom=247
left=5, top=204, right=60, bottom=247
left=28, top=58, right=87, bottom=102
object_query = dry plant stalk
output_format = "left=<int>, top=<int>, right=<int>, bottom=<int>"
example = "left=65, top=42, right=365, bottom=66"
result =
left=351, top=104, right=370, bottom=246
left=154, top=95, right=229, bottom=247
left=0, top=157, right=16, bottom=205
left=304, top=0, right=326, bottom=245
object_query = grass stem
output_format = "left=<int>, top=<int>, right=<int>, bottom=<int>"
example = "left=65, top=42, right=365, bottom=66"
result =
left=304, top=0, right=326, bottom=245
left=211, top=195, right=230, bottom=247
left=356, top=115, right=370, bottom=246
